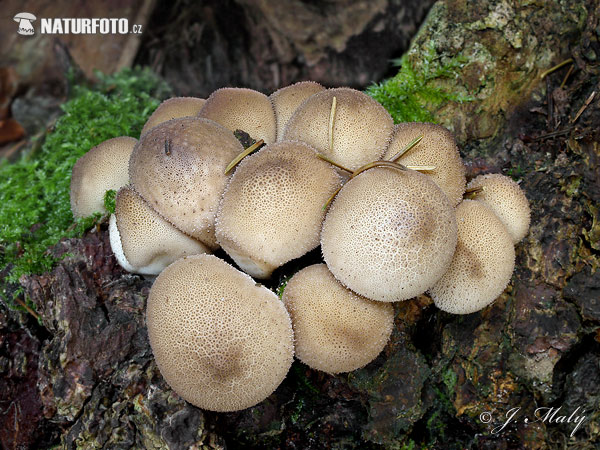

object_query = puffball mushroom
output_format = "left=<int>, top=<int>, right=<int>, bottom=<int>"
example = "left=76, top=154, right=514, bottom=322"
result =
left=216, top=140, right=341, bottom=279
left=467, top=173, right=530, bottom=243
left=129, top=117, right=243, bottom=248
left=270, top=81, right=325, bottom=141
left=146, top=254, right=294, bottom=412
left=282, top=87, right=394, bottom=171
left=197, top=87, right=277, bottom=144
left=429, top=200, right=515, bottom=314
left=321, top=166, right=457, bottom=302
left=70, top=136, right=137, bottom=217
left=140, top=97, right=206, bottom=136
left=382, top=122, right=466, bottom=206
left=108, top=186, right=209, bottom=275
left=282, top=264, right=394, bottom=374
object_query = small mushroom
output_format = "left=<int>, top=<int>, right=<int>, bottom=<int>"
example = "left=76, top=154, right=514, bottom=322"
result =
left=141, top=97, right=206, bottom=137
left=216, top=140, right=341, bottom=278
left=197, top=87, right=277, bottom=144
left=269, top=81, right=325, bottom=141
left=382, top=122, right=466, bottom=206
left=129, top=117, right=243, bottom=248
left=282, top=264, right=394, bottom=374
left=146, top=254, right=294, bottom=412
left=466, top=173, right=530, bottom=243
left=109, top=186, right=209, bottom=275
left=428, top=200, right=515, bottom=314
left=321, top=166, right=457, bottom=302
left=282, top=87, right=394, bottom=171
left=70, top=136, right=137, bottom=217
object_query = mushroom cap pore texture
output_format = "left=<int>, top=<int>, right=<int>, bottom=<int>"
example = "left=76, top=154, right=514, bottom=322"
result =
left=282, top=87, right=394, bottom=171
left=321, top=167, right=457, bottom=302
left=216, top=140, right=341, bottom=277
left=129, top=117, right=243, bottom=247
left=270, top=81, right=325, bottom=141
left=146, top=254, right=294, bottom=412
left=428, top=200, right=515, bottom=314
left=383, top=122, right=466, bottom=206
left=141, top=97, right=206, bottom=136
left=467, top=173, right=530, bottom=243
left=282, top=264, right=394, bottom=374
left=112, top=186, right=209, bottom=275
left=197, top=87, right=277, bottom=144
left=70, top=136, right=137, bottom=217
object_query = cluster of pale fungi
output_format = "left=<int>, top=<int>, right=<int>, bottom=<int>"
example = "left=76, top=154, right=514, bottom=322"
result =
left=70, top=82, right=530, bottom=412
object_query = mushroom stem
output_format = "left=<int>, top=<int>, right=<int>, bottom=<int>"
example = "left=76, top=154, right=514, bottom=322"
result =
left=328, top=96, right=337, bottom=154
left=388, top=134, right=424, bottom=162
left=316, top=153, right=352, bottom=173
left=224, top=139, right=265, bottom=174
left=464, top=185, right=485, bottom=199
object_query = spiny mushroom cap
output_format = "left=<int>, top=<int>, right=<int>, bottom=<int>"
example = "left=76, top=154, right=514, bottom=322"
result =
left=216, top=140, right=341, bottom=279
left=146, top=254, right=294, bottom=412
left=282, top=264, right=394, bottom=374
left=108, top=186, right=209, bottom=275
left=70, top=136, right=137, bottom=217
left=129, top=117, right=243, bottom=248
left=282, top=87, right=394, bottom=171
left=429, top=200, right=515, bottom=314
left=467, top=173, right=530, bottom=243
left=382, top=122, right=466, bottom=206
left=141, top=97, right=206, bottom=137
left=197, top=87, right=277, bottom=144
left=270, top=81, right=325, bottom=141
left=321, top=167, right=457, bottom=302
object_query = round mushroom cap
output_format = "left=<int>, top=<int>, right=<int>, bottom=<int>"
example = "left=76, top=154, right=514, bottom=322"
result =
left=216, top=140, right=341, bottom=278
left=282, top=87, right=394, bottom=171
left=197, top=87, right=277, bottom=144
left=141, top=97, right=206, bottom=137
left=70, top=136, right=137, bottom=217
left=269, top=81, right=325, bottom=141
left=382, top=122, right=466, bottom=206
left=129, top=117, right=243, bottom=248
left=467, top=173, right=530, bottom=243
left=429, top=200, right=515, bottom=314
left=282, top=264, right=394, bottom=374
left=321, top=167, right=457, bottom=302
left=146, top=254, right=294, bottom=412
left=108, top=187, right=209, bottom=275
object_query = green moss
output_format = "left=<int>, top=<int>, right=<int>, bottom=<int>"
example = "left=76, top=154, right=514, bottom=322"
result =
left=0, top=68, right=170, bottom=291
left=366, top=43, right=473, bottom=123
left=103, top=189, right=117, bottom=215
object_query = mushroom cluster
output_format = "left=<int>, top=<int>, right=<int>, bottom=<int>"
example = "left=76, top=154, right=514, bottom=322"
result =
left=70, top=81, right=530, bottom=412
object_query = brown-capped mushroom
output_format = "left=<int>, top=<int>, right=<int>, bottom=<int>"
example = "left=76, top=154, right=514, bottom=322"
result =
left=129, top=117, right=243, bottom=248
left=216, top=140, right=341, bottom=278
left=282, top=264, right=394, bottom=374
left=282, top=87, right=394, bottom=171
left=383, top=122, right=466, bottom=206
left=109, top=186, right=209, bottom=275
left=70, top=136, right=137, bottom=217
left=270, top=81, right=325, bottom=141
left=146, top=254, right=294, bottom=412
left=428, top=200, right=515, bottom=314
left=141, top=97, right=206, bottom=137
left=321, top=166, right=457, bottom=302
left=197, top=87, right=277, bottom=144
left=467, top=173, right=530, bottom=243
